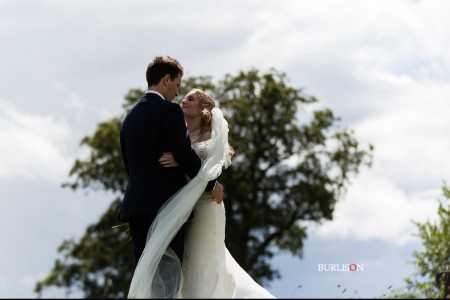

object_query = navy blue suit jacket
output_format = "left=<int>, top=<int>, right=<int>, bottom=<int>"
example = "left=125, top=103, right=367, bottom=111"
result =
left=118, top=92, right=216, bottom=222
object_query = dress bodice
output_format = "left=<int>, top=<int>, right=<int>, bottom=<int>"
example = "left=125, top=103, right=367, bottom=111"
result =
left=191, top=139, right=213, bottom=161
left=185, top=140, right=213, bottom=188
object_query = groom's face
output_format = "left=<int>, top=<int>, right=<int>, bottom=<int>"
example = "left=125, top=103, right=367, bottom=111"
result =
left=165, top=73, right=182, bottom=102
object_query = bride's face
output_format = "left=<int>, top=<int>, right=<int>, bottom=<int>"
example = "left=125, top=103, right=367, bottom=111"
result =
left=180, top=91, right=202, bottom=117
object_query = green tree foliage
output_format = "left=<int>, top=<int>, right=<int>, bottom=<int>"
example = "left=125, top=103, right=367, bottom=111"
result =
left=35, top=68, right=373, bottom=298
left=391, top=184, right=450, bottom=299
left=214, top=69, right=373, bottom=283
left=35, top=200, right=133, bottom=298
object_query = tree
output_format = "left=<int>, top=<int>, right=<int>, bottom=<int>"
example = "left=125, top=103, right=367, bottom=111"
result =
left=391, top=184, right=450, bottom=299
left=215, top=69, right=373, bottom=283
left=35, top=68, right=373, bottom=298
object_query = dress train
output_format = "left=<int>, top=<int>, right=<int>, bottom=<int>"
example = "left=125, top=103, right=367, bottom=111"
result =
left=180, top=193, right=275, bottom=298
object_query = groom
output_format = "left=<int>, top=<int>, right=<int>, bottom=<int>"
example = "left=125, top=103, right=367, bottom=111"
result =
left=118, top=55, right=223, bottom=267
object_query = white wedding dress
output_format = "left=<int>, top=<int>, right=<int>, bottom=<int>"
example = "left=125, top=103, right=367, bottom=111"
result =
left=180, top=141, right=275, bottom=298
left=127, top=108, right=275, bottom=298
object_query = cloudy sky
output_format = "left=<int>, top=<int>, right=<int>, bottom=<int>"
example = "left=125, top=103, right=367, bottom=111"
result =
left=1, top=0, right=450, bottom=298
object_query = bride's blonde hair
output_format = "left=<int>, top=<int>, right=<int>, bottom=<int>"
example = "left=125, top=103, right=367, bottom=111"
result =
left=191, top=88, right=234, bottom=158
left=191, top=88, right=215, bottom=135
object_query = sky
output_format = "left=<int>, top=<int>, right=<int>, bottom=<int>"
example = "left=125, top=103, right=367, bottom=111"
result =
left=1, top=0, right=450, bottom=298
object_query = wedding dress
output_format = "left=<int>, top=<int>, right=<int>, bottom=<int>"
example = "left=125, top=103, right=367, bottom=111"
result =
left=180, top=140, right=275, bottom=298
left=128, top=108, right=275, bottom=298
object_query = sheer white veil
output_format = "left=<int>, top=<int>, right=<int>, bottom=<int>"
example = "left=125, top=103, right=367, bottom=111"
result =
left=128, top=107, right=231, bottom=298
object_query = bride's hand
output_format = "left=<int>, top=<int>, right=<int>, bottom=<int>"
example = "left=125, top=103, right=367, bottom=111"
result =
left=211, top=182, right=224, bottom=204
left=159, top=152, right=179, bottom=167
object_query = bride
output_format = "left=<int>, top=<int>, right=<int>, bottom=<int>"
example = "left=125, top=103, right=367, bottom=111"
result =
left=128, top=89, right=275, bottom=298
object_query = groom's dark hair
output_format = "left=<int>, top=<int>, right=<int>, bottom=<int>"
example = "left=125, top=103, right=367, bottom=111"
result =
left=146, top=56, right=184, bottom=87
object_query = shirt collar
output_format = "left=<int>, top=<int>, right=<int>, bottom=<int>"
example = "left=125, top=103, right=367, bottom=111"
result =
left=145, top=90, right=165, bottom=100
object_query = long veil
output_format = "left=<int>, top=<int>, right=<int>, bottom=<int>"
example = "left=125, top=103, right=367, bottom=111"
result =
left=128, top=108, right=231, bottom=298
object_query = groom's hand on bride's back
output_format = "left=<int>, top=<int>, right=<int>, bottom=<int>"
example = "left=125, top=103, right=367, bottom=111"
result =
left=211, top=182, right=224, bottom=204
left=159, top=152, right=224, bottom=203
left=159, top=152, right=179, bottom=167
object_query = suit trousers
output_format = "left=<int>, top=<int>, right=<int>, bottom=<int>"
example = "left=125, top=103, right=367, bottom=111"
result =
left=128, top=214, right=187, bottom=268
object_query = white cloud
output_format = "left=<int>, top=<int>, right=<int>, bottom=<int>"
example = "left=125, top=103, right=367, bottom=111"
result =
left=223, top=0, right=450, bottom=126
left=0, top=99, right=73, bottom=183
left=310, top=172, right=441, bottom=246
left=308, top=76, right=450, bottom=245
left=356, top=78, right=450, bottom=191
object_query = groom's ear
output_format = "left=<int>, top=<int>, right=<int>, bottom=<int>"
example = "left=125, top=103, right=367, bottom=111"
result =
left=162, top=74, right=171, bottom=86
